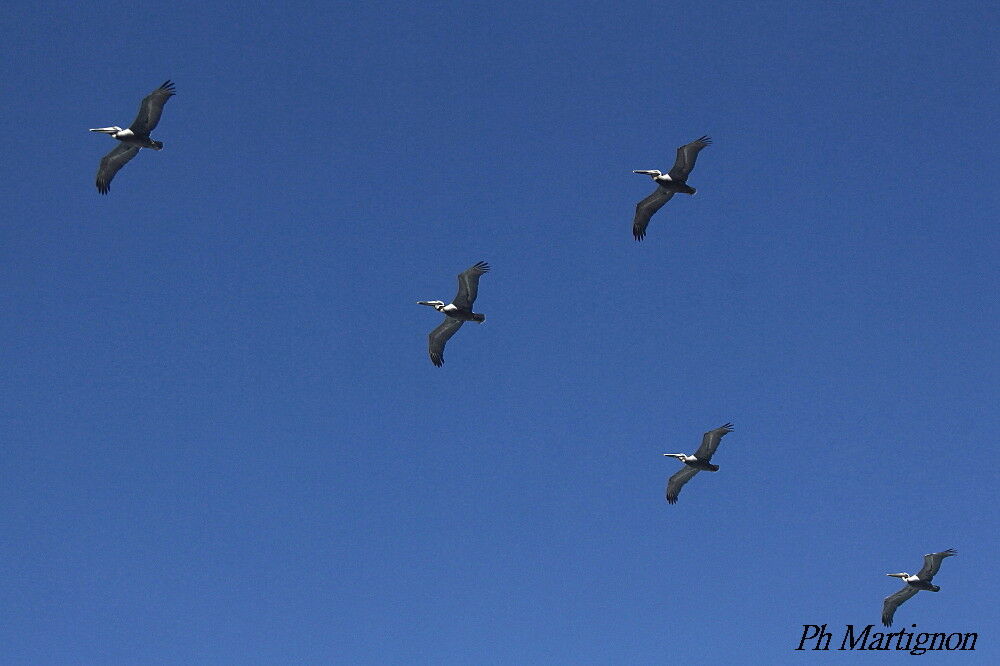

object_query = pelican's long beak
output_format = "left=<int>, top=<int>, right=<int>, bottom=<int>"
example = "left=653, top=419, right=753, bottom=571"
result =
left=89, top=127, right=118, bottom=134
left=416, top=301, right=435, bottom=307
left=633, top=170, right=657, bottom=175
left=886, top=573, right=905, bottom=578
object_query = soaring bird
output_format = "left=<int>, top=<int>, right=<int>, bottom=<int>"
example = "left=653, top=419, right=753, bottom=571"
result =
left=90, top=80, right=176, bottom=194
left=881, top=549, right=957, bottom=626
left=418, top=261, right=490, bottom=366
left=632, top=135, right=711, bottom=241
left=663, top=422, right=733, bottom=504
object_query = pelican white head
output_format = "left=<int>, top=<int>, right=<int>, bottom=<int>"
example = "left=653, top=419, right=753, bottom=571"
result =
left=634, top=169, right=670, bottom=181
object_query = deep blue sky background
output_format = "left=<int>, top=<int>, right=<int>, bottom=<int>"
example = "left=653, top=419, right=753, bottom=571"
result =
left=1, top=1, right=997, bottom=662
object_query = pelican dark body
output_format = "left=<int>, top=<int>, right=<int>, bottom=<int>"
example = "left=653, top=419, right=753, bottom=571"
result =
left=418, top=261, right=490, bottom=366
left=881, top=549, right=957, bottom=627
left=90, top=80, right=176, bottom=194
left=632, top=135, right=711, bottom=241
left=663, top=423, right=733, bottom=504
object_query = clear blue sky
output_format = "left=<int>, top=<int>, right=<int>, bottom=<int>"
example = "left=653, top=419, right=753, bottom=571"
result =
left=1, top=1, right=997, bottom=663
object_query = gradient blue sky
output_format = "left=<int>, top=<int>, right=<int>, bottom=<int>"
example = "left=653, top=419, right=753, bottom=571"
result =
left=2, top=1, right=997, bottom=663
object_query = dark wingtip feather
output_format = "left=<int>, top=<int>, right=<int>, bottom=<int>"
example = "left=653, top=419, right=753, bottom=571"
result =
left=666, top=496, right=677, bottom=505
left=696, top=135, right=712, bottom=145
left=633, top=228, right=645, bottom=241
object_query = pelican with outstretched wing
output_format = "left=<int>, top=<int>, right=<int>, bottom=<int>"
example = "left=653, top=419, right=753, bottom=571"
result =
left=90, top=80, right=176, bottom=194
left=881, top=549, right=957, bottom=626
left=632, top=135, right=711, bottom=241
left=418, top=261, right=490, bottom=366
left=663, top=422, right=733, bottom=504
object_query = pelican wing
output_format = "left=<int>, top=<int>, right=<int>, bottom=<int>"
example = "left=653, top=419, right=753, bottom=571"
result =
left=667, top=135, right=711, bottom=181
left=665, top=466, right=700, bottom=504
left=693, top=422, right=734, bottom=461
left=632, top=188, right=673, bottom=241
left=916, top=549, right=956, bottom=581
left=882, top=585, right=919, bottom=626
left=128, top=80, right=176, bottom=135
left=452, top=261, right=490, bottom=310
left=96, top=143, right=141, bottom=194
left=428, top=317, right=465, bottom=367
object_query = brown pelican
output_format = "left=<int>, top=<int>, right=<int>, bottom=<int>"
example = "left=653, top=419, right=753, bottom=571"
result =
left=418, top=261, right=490, bottom=366
left=90, top=80, right=176, bottom=194
left=632, top=135, right=711, bottom=241
left=663, top=422, right=733, bottom=504
left=882, top=549, right=957, bottom=626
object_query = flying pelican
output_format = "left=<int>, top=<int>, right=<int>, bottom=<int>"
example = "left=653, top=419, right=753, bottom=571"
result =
left=663, top=422, right=733, bottom=504
left=881, top=549, right=957, bottom=626
left=632, top=135, right=711, bottom=241
left=90, top=80, right=176, bottom=194
left=418, top=261, right=490, bottom=366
